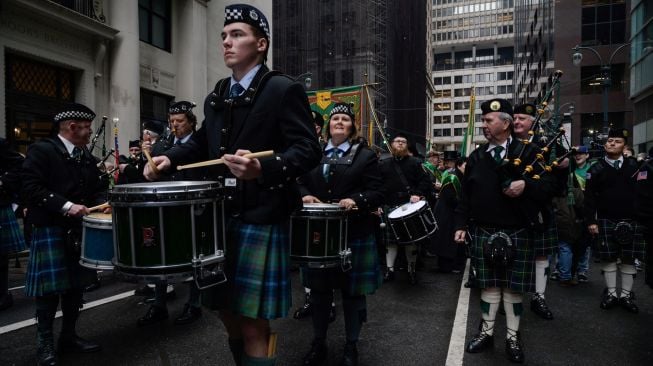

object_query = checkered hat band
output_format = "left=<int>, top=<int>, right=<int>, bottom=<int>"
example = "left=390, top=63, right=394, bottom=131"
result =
left=169, top=106, right=189, bottom=114
left=330, top=104, right=353, bottom=117
left=54, top=110, right=95, bottom=122
left=225, top=8, right=242, bottom=21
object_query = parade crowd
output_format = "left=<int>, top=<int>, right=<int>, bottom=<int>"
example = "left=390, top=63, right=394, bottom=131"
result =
left=1, top=4, right=652, bottom=366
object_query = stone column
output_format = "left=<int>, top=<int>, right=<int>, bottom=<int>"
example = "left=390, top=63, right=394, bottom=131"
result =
left=176, top=0, right=208, bottom=121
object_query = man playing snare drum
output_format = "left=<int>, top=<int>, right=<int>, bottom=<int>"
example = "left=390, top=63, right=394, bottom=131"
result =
left=144, top=4, right=321, bottom=365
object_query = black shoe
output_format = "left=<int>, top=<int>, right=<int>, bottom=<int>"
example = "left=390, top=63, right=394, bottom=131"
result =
left=599, top=289, right=619, bottom=310
left=328, top=303, right=337, bottom=323
left=134, top=284, right=155, bottom=297
left=340, top=342, right=358, bottom=366
left=505, top=333, right=525, bottom=363
left=137, top=305, right=168, bottom=326
left=37, top=336, right=57, bottom=366
left=294, top=293, right=312, bottom=320
left=408, top=270, right=418, bottom=285
left=383, top=269, right=395, bottom=282
left=619, top=292, right=639, bottom=314
left=143, top=286, right=176, bottom=304
left=0, top=292, right=14, bottom=311
left=466, top=332, right=494, bottom=353
left=84, top=281, right=101, bottom=293
left=58, top=334, right=101, bottom=353
left=302, top=340, right=327, bottom=366
left=174, top=304, right=202, bottom=325
left=530, top=294, right=553, bottom=320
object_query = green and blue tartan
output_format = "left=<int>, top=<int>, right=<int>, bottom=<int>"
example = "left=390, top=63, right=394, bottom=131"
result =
left=533, top=222, right=558, bottom=257
left=469, top=226, right=535, bottom=293
left=203, top=218, right=291, bottom=320
left=24, top=227, right=94, bottom=297
left=302, top=233, right=382, bottom=296
left=0, top=205, right=25, bottom=254
left=596, top=219, right=647, bottom=261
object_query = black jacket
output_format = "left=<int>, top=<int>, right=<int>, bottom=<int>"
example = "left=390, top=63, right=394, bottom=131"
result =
left=165, top=65, right=322, bottom=224
left=21, top=137, right=108, bottom=229
left=583, top=157, right=639, bottom=225
left=378, top=154, right=433, bottom=207
left=0, top=138, right=24, bottom=205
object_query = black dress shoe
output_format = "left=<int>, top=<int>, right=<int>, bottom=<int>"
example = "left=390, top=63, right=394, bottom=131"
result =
left=340, top=342, right=358, bottom=366
left=466, top=332, right=494, bottom=353
left=505, top=333, right=525, bottom=363
left=328, top=303, right=337, bottom=323
left=383, top=269, right=395, bottom=283
left=619, top=293, right=639, bottom=313
left=174, top=304, right=202, bottom=325
left=302, top=340, right=327, bottom=366
left=599, top=289, right=619, bottom=310
left=84, top=281, right=101, bottom=293
left=38, top=340, right=57, bottom=365
left=294, top=294, right=312, bottom=319
left=137, top=305, right=168, bottom=326
left=530, top=294, right=553, bottom=320
left=0, top=292, right=14, bottom=311
left=58, top=335, right=101, bottom=353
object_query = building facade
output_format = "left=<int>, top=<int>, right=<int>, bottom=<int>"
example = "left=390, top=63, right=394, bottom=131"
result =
left=630, top=0, right=653, bottom=154
left=2, top=0, right=270, bottom=154
left=431, top=0, right=516, bottom=152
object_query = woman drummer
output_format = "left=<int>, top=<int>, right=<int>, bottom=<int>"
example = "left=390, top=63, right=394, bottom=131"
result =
left=297, top=102, right=383, bottom=366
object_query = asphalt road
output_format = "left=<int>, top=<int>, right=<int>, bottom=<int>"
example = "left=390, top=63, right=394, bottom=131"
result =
left=1, top=255, right=652, bottom=366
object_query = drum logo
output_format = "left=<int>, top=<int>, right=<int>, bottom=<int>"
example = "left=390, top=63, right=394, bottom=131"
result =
left=312, top=231, right=321, bottom=245
left=142, top=227, right=157, bottom=247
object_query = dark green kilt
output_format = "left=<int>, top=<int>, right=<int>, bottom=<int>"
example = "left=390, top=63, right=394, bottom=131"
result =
left=469, top=226, right=535, bottom=293
left=595, top=219, right=647, bottom=261
left=0, top=205, right=25, bottom=254
left=533, top=222, right=558, bottom=257
left=202, top=218, right=291, bottom=320
left=301, top=233, right=382, bottom=296
left=24, top=226, right=95, bottom=297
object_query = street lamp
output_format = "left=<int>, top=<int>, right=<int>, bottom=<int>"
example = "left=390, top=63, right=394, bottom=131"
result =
left=571, top=43, right=630, bottom=136
left=294, top=72, right=312, bottom=90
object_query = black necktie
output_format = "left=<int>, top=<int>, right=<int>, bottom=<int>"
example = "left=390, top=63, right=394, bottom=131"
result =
left=230, top=83, right=245, bottom=97
left=492, top=146, right=504, bottom=163
left=613, top=160, right=620, bottom=169
left=323, top=149, right=341, bottom=181
left=72, top=147, right=82, bottom=160
left=175, top=139, right=182, bottom=146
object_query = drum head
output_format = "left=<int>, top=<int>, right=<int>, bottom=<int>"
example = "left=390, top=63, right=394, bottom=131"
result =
left=388, top=200, right=426, bottom=219
left=83, top=212, right=112, bottom=224
left=302, top=203, right=343, bottom=212
left=109, top=181, right=222, bottom=203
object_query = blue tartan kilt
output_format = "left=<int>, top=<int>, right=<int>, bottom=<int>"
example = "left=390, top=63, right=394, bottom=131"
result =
left=595, top=219, right=647, bottom=261
left=302, top=233, right=382, bottom=296
left=202, top=218, right=291, bottom=320
left=533, top=222, right=558, bottom=257
left=469, top=226, right=535, bottom=293
left=24, top=226, right=95, bottom=297
left=0, top=205, right=26, bottom=254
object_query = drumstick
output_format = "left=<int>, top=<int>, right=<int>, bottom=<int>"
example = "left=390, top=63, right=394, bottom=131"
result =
left=142, top=148, right=160, bottom=174
left=88, top=202, right=110, bottom=212
left=267, top=332, right=277, bottom=357
left=176, top=150, right=275, bottom=171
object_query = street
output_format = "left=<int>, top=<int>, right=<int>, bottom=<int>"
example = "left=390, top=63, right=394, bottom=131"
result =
left=1, top=255, right=651, bottom=366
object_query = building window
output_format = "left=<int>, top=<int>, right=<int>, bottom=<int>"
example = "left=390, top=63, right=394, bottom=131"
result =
left=341, top=69, right=354, bottom=86
left=323, top=71, right=336, bottom=88
left=141, top=88, right=174, bottom=132
left=580, top=64, right=626, bottom=94
left=454, top=128, right=465, bottom=136
left=581, top=1, right=626, bottom=46
left=343, top=40, right=355, bottom=57
left=139, top=0, right=171, bottom=51
left=434, top=128, right=452, bottom=137
left=435, top=102, right=452, bottom=111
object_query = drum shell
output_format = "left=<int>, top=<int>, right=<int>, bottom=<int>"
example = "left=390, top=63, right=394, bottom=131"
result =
left=387, top=202, right=438, bottom=244
left=290, top=204, right=348, bottom=268
left=80, top=213, right=114, bottom=270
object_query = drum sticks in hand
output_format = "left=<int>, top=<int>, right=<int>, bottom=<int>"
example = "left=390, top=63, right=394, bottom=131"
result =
left=176, top=150, right=275, bottom=170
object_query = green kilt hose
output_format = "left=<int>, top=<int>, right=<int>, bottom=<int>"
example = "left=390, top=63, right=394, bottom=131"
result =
left=24, top=227, right=95, bottom=297
left=0, top=205, right=25, bottom=254
left=533, top=222, right=558, bottom=257
left=469, top=226, right=535, bottom=293
left=595, top=218, right=647, bottom=261
left=302, top=233, right=382, bottom=296
left=203, top=218, right=291, bottom=320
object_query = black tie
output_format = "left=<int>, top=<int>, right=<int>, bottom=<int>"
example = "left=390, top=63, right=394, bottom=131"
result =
left=230, top=83, right=245, bottom=97
left=72, top=147, right=82, bottom=160
left=613, top=160, right=620, bottom=169
left=175, top=139, right=182, bottom=146
left=492, top=146, right=504, bottom=163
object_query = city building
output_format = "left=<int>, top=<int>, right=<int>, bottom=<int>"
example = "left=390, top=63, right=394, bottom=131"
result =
left=2, top=0, right=269, bottom=153
left=431, top=0, right=516, bottom=152
left=630, top=0, right=653, bottom=153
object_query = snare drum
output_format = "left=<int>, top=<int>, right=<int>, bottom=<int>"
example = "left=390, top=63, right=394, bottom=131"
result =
left=80, top=213, right=114, bottom=270
left=109, top=181, right=226, bottom=286
left=290, top=203, right=351, bottom=269
left=387, top=200, right=437, bottom=244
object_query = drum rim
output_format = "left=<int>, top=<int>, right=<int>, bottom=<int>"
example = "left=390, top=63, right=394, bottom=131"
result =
left=301, top=203, right=345, bottom=211
left=110, top=198, right=220, bottom=207
left=388, top=200, right=427, bottom=219
left=110, top=180, right=222, bottom=190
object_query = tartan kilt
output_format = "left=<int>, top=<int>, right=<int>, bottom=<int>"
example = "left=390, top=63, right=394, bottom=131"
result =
left=595, top=219, right=647, bottom=261
left=533, top=222, right=558, bottom=257
left=24, top=226, right=95, bottom=297
left=202, top=218, right=291, bottom=320
left=469, top=226, right=535, bottom=293
left=0, top=205, right=25, bottom=254
left=302, top=233, right=382, bottom=296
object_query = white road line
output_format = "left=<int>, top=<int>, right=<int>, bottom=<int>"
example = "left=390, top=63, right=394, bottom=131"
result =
left=9, top=285, right=25, bottom=291
left=0, top=290, right=134, bottom=335
left=445, top=258, right=472, bottom=366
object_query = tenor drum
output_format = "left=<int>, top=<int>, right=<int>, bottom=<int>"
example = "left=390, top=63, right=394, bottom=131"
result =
left=108, top=181, right=226, bottom=286
left=290, top=203, right=351, bottom=269
left=80, top=213, right=114, bottom=270
left=387, top=200, right=438, bottom=244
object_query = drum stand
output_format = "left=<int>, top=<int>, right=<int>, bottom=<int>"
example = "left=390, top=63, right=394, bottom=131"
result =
left=192, top=254, right=227, bottom=290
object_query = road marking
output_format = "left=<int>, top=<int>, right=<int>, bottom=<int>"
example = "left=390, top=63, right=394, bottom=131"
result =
left=9, top=285, right=25, bottom=291
left=0, top=290, right=134, bottom=335
left=445, top=258, right=471, bottom=366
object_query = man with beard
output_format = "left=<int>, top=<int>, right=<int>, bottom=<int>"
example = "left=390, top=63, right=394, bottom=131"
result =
left=584, top=129, right=646, bottom=313
left=379, top=133, right=433, bottom=284
left=455, top=99, right=554, bottom=363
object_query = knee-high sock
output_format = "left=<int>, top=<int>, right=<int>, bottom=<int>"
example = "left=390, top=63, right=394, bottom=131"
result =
left=310, top=289, right=333, bottom=341
left=342, top=293, right=366, bottom=343
left=386, top=245, right=398, bottom=269
left=602, top=262, right=618, bottom=296
left=188, top=281, right=201, bottom=308
left=480, top=288, right=501, bottom=336
left=405, top=244, right=418, bottom=270
left=535, top=258, right=549, bottom=296
left=620, top=264, right=637, bottom=297
left=0, top=253, right=9, bottom=295
left=502, top=290, right=523, bottom=338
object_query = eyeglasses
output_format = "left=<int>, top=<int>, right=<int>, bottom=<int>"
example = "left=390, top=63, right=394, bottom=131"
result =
left=393, top=139, right=407, bottom=144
